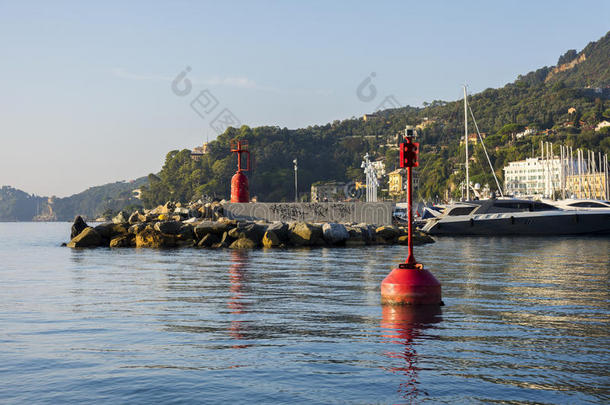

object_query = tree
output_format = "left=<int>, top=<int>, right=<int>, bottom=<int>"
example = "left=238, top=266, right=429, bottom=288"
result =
left=557, top=49, right=577, bottom=65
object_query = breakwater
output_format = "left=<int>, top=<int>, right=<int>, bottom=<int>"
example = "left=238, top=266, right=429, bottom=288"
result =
left=65, top=201, right=432, bottom=249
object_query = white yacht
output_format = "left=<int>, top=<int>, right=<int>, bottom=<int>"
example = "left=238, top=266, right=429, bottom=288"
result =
left=421, top=197, right=610, bottom=235
left=544, top=198, right=610, bottom=210
left=421, top=86, right=610, bottom=235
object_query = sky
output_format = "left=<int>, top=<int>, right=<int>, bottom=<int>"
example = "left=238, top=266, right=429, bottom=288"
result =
left=1, top=0, right=608, bottom=197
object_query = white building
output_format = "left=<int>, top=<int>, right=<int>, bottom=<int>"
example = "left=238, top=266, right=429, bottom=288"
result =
left=503, top=157, right=564, bottom=198
left=515, top=127, right=536, bottom=139
left=595, top=120, right=610, bottom=131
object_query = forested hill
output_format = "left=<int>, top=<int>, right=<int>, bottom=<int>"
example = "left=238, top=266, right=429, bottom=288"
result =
left=0, top=178, right=147, bottom=221
left=142, top=31, right=609, bottom=205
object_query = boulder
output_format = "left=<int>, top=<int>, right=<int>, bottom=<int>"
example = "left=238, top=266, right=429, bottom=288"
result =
left=344, top=225, right=366, bottom=246
left=128, top=211, right=139, bottom=224
left=397, top=232, right=435, bottom=246
left=109, top=234, right=135, bottom=248
left=148, top=205, right=164, bottom=215
left=217, top=217, right=239, bottom=226
left=322, top=223, right=349, bottom=245
left=415, top=231, right=435, bottom=245
left=267, top=221, right=289, bottom=241
left=135, top=227, right=176, bottom=248
left=67, top=227, right=102, bottom=248
left=174, top=224, right=195, bottom=246
left=178, top=224, right=194, bottom=239
left=262, top=230, right=282, bottom=248
left=129, top=223, right=148, bottom=234
left=149, top=202, right=175, bottom=216
left=154, top=220, right=183, bottom=235
left=199, top=204, right=213, bottom=218
left=229, top=238, right=257, bottom=249
left=128, top=211, right=147, bottom=224
left=95, top=222, right=129, bottom=239
left=211, top=203, right=224, bottom=220
left=228, top=223, right=266, bottom=242
left=218, top=231, right=235, bottom=247
left=71, top=216, right=88, bottom=239
left=289, top=222, right=324, bottom=246
left=197, top=233, right=220, bottom=247
left=174, top=207, right=190, bottom=216
left=162, top=201, right=175, bottom=214
left=357, top=223, right=376, bottom=243
left=112, top=211, right=129, bottom=224
left=376, top=225, right=400, bottom=242
left=194, top=221, right=232, bottom=239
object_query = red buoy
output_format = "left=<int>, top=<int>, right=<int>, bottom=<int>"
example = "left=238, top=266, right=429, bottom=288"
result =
left=381, top=264, right=441, bottom=305
left=230, top=139, right=250, bottom=203
left=231, top=171, right=249, bottom=203
left=381, top=127, right=442, bottom=306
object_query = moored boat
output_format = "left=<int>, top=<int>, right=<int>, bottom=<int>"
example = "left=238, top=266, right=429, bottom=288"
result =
left=421, top=197, right=610, bottom=235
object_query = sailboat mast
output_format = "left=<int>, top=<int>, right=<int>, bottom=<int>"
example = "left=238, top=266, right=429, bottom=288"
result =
left=464, top=85, right=469, bottom=201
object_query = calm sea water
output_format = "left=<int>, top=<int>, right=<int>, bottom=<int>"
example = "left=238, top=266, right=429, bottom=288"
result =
left=0, top=222, right=608, bottom=404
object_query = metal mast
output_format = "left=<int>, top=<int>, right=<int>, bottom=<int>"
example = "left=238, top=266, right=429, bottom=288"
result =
left=463, top=85, right=470, bottom=200
left=293, top=158, right=298, bottom=202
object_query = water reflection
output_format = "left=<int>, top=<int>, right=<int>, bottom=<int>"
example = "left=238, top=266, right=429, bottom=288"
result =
left=495, top=238, right=608, bottom=336
left=381, top=306, right=442, bottom=404
left=228, top=250, right=250, bottom=348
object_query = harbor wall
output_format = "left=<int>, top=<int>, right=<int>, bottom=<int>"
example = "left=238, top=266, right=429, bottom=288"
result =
left=223, top=202, right=394, bottom=225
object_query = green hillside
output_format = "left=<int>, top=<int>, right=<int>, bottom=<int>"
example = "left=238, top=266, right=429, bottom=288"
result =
left=0, top=178, right=147, bottom=221
left=0, top=186, right=47, bottom=221
left=51, top=178, right=148, bottom=221
left=142, top=31, right=610, bottom=205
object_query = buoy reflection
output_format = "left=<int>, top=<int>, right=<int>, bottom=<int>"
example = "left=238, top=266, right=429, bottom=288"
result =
left=228, top=250, right=249, bottom=348
left=381, top=305, right=442, bottom=404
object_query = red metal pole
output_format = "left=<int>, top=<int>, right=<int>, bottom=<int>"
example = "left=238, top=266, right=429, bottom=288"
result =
left=406, top=164, right=415, bottom=267
left=237, top=142, right=242, bottom=172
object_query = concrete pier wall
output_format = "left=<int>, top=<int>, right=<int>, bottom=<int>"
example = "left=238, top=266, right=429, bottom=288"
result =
left=223, top=202, right=394, bottom=225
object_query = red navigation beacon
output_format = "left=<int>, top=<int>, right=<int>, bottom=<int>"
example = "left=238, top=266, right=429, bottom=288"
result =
left=230, top=139, right=250, bottom=203
left=381, top=126, right=442, bottom=306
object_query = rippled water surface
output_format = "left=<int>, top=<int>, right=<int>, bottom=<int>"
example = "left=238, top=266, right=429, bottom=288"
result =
left=0, top=222, right=608, bottom=404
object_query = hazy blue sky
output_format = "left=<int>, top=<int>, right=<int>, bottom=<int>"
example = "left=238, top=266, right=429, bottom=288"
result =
left=1, top=1, right=608, bottom=196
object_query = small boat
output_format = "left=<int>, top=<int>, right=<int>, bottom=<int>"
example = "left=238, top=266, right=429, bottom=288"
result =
left=421, top=197, right=610, bottom=235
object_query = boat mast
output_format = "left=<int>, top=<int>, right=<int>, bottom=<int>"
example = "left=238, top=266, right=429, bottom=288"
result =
left=599, top=151, right=603, bottom=199
left=463, top=85, right=469, bottom=201
left=549, top=142, right=555, bottom=200
left=604, top=153, right=610, bottom=200
left=561, top=145, right=565, bottom=199
left=576, top=149, right=585, bottom=198
left=467, top=102, right=503, bottom=196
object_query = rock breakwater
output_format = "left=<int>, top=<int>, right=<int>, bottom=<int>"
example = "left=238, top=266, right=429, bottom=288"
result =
left=66, top=201, right=434, bottom=249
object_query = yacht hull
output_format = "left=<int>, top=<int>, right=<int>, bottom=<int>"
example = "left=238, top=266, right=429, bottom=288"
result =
left=422, top=211, right=610, bottom=236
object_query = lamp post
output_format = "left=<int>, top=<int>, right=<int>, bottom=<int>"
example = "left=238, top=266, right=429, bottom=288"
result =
left=293, top=158, right=298, bottom=202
